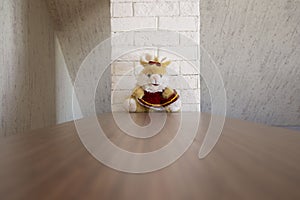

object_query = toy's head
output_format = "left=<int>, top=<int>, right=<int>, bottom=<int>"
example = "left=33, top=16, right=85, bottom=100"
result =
left=137, top=55, right=171, bottom=93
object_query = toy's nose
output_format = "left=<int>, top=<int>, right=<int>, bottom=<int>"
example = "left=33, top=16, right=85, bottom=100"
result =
left=151, top=74, right=160, bottom=82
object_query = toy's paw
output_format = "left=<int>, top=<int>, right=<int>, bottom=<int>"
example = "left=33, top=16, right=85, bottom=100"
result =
left=162, top=87, right=174, bottom=99
left=123, top=98, right=137, bottom=112
left=166, top=98, right=181, bottom=112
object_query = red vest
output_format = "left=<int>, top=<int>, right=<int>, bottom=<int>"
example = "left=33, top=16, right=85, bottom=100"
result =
left=137, top=90, right=179, bottom=109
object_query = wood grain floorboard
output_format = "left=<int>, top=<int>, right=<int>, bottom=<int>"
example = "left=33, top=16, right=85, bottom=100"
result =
left=0, top=113, right=299, bottom=200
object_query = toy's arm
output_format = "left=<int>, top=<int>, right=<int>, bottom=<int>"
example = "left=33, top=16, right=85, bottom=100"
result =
left=162, top=87, right=174, bottom=99
left=132, top=86, right=144, bottom=99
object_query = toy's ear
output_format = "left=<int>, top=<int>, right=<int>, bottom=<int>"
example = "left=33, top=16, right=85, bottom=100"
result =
left=161, top=60, right=171, bottom=67
left=140, top=54, right=153, bottom=67
left=145, top=54, right=153, bottom=61
left=140, top=59, right=148, bottom=67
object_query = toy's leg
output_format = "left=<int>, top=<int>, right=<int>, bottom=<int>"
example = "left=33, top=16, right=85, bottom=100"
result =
left=166, top=98, right=181, bottom=112
left=135, top=100, right=149, bottom=112
left=123, top=98, right=137, bottom=112
left=124, top=98, right=149, bottom=112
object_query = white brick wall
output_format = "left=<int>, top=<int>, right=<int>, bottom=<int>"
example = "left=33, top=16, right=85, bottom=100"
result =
left=112, top=2, right=133, bottom=17
left=159, top=17, right=198, bottom=31
left=110, top=0, right=200, bottom=112
left=134, top=31, right=180, bottom=46
left=180, top=2, right=200, bottom=16
left=111, top=17, right=157, bottom=31
left=134, top=3, right=179, bottom=16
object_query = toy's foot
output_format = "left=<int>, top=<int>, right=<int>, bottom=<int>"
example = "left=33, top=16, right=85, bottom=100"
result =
left=166, top=99, right=181, bottom=112
left=123, top=98, right=137, bottom=112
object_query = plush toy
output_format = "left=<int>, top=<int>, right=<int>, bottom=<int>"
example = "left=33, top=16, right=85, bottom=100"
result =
left=124, top=55, right=181, bottom=112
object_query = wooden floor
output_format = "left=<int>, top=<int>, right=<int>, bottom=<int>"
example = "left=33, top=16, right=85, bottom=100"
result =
left=0, top=113, right=300, bottom=200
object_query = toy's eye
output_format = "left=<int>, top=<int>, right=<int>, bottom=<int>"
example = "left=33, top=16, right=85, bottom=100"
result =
left=159, top=74, right=162, bottom=78
left=147, top=74, right=151, bottom=77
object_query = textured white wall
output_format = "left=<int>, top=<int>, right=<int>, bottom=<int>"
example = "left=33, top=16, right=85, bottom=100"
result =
left=0, top=0, right=56, bottom=136
left=0, top=0, right=112, bottom=135
left=201, top=0, right=300, bottom=126
left=110, top=0, right=201, bottom=111
left=55, top=36, right=83, bottom=123
left=47, top=0, right=112, bottom=119
left=1, top=0, right=298, bottom=135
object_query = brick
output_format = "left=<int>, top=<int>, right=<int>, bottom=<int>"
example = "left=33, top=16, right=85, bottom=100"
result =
left=112, top=47, right=157, bottom=61
left=112, top=75, right=136, bottom=90
left=180, top=60, right=199, bottom=75
left=187, top=75, right=199, bottom=89
left=180, top=89, right=200, bottom=103
left=111, top=17, right=156, bottom=32
left=111, top=31, right=134, bottom=46
left=111, top=0, right=132, bottom=2
left=166, top=61, right=180, bottom=75
left=112, top=0, right=150, bottom=2
left=110, top=3, right=113, bottom=17
left=168, top=76, right=181, bottom=89
left=179, top=31, right=199, bottom=45
left=112, top=62, right=135, bottom=75
left=113, top=3, right=133, bottom=17
left=134, top=31, right=179, bottom=46
left=181, top=104, right=200, bottom=112
left=112, top=0, right=199, bottom=2
left=159, top=46, right=199, bottom=61
left=111, top=90, right=132, bottom=104
left=158, top=48, right=184, bottom=61
left=134, top=2, right=179, bottom=16
left=159, top=17, right=198, bottom=31
left=134, top=64, right=144, bottom=75
left=136, top=0, right=198, bottom=1
left=111, top=46, right=136, bottom=61
left=180, top=2, right=199, bottom=16
left=169, top=75, right=198, bottom=89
